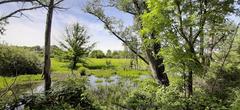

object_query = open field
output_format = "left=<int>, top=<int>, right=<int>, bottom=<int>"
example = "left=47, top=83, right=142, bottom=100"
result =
left=0, top=58, right=150, bottom=90
left=51, top=58, right=150, bottom=77
left=0, top=75, right=42, bottom=90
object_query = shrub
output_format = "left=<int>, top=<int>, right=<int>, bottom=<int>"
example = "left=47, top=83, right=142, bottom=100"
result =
left=231, top=90, right=240, bottom=110
left=0, top=45, right=42, bottom=76
left=89, top=50, right=105, bottom=58
left=87, top=78, right=135, bottom=110
left=79, top=67, right=87, bottom=76
left=123, top=79, right=185, bottom=110
left=123, top=79, right=229, bottom=110
left=4, top=78, right=99, bottom=110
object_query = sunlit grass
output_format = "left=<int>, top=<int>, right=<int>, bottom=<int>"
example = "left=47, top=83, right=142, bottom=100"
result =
left=0, top=58, right=180, bottom=90
left=88, top=69, right=150, bottom=78
left=51, top=58, right=73, bottom=74
left=0, top=74, right=42, bottom=90
left=51, top=58, right=149, bottom=76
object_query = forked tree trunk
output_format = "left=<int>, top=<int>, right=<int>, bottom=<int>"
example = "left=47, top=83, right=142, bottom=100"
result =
left=43, top=0, right=54, bottom=93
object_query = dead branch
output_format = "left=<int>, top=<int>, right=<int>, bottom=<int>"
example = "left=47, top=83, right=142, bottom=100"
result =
left=0, top=6, right=43, bottom=21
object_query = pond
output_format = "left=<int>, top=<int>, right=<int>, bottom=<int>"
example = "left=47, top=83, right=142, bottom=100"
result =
left=13, top=74, right=151, bottom=94
left=1, top=74, right=152, bottom=96
left=1, top=74, right=151, bottom=109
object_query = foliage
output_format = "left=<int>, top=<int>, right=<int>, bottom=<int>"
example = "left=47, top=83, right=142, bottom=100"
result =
left=123, top=79, right=184, bottom=110
left=0, top=74, right=42, bottom=89
left=106, top=49, right=112, bottom=58
left=85, top=0, right=171, bottom=85
left=0, top=44, right=42, bottom=76
left=231, top=90, right=240, bottom=110
left=89, top=69, right=149, bottom=78
left=205, top=66, right=240, bottom=107
left=79, top=67, right=86, bottom=76
left=60, top=23, right=94, bottom=71
left=84, top=58, right=147, bottom=70
left=123, top=79, right=231, bottom=110
left=89, top=50, right=105, bottom=58
left=50, top=45, right=65, bottom=59
left=87, top=78, right=136, bottom=110
left=0, top=20, right=8, bottom=35
left=20, top=78, right=97, bottom=110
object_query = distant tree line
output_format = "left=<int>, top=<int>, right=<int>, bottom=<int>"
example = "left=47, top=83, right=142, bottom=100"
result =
left=89, top=49, right=138, bottom=59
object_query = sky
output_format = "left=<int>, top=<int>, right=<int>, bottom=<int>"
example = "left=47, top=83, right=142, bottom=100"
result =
left=1, top=1, right=239, bottom=52
left=0, top=0, right=134, bottom=52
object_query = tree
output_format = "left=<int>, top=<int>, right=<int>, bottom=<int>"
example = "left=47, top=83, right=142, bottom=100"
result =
left=112, top=51, right=121, bottom=58
left=0, top=0, right=46, bottom=35
left=0, top=20, right=8, bottom=35
left=85, top=0, right=169, bottom=86
left=60, top=23, right=94, bottom=72
left=50, top=45, right=64, bottom=58
left=122, top=36, right=141, bottom=69
left=106, top=49, right=112, bottom=58
left=0, top=0, right=44, bottom=21
left=89, top=50, right=105, bottom=58
left=43, top=0, right=54, bottom=93
left=141, top=0, right=238, bottom=99
left=42, top=0, right=65, bottom=93
left=0, top=0, right=65, bottom=93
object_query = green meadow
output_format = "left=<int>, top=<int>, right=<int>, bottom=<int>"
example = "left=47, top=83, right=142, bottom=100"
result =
left=0, top=58, right=184, bottom=91
left=51, top=58, right=149, bottom=77
left=0, top=58, right=150, bottom=90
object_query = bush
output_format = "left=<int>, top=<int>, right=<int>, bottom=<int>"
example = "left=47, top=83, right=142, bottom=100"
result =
left=231, top=90, right=240, bottom=110
left=87, top=78, right=136, bottom=110
left=123, top=79, right=229, bottom=110
left=4, top=78, right=99, bottom=110
left=206, top=66, right=240, bottom=107
left=89, top=50, right=105, bottom=58
left=79, top=67, right=87, bottom=76
left=123, top=79, right=185, bottom=110
left=0, top=45, right=42, bottom=76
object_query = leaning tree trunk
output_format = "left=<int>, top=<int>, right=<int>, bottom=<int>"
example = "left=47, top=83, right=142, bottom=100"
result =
left=43, top=0, right=54, bottom=93
left=146, top=50, right=169, bottom=86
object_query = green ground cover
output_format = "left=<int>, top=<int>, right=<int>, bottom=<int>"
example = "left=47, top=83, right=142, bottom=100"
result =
left=0, top=75, right=42, bottom=90
left=51, top=58, right=150, bottom=77
left=0, top=58, right=149, bottom=90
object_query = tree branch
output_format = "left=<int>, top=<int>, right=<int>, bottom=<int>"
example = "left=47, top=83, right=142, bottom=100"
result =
left=86, top=10, right=149, bottom=65
left=0, top=0, right=35, bottom=5
left=0, top=6, right=43, bottom=21
left=221, top=23, right=240, bottom=67
left=175, top=1, right=190, bottom=44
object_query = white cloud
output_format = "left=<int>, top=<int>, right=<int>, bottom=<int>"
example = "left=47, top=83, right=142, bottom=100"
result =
left=0, top=0, right=126, bottom=52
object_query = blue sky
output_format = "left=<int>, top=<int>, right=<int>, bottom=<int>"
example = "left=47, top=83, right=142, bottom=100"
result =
left=1, top=0, right=239, bottom=52
left=0, top=0, right=134, bottom=52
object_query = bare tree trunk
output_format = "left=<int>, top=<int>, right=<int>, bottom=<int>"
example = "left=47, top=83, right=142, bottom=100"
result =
left=43, top=0, right=54, bottom=93
left=186, top=70, right=193, bottom=97
left=71, top=56, right=78, bottom=74
left=186, top=70, right=193, bottom=110
left=86, top=0, right=170, bottom=86
left=146, top=50, right=169, bottom=86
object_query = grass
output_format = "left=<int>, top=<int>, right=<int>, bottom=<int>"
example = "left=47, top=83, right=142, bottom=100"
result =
left=0, top=58, right=149, bottom=90
left=0, top=74, right=42, bottom=90
left=85, top=58, right=130, bottom=69
left=51, top=58, right=150, bottom=78
left=88, top=69, right=149, bottom=78
left=51, top=59, right=74, bottom=74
